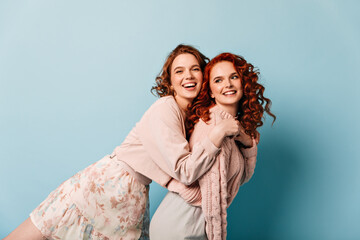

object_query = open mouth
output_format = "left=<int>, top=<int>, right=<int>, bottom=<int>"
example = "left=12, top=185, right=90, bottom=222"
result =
left=182, top=83, right=197, bottom=89
left=223, top=90, right=236, bottom=95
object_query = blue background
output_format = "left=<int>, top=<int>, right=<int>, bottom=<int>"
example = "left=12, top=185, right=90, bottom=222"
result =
left=1, top=0, right=359, bottom=239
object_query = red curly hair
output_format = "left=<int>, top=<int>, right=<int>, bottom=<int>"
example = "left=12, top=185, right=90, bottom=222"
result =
left=186, top=53, right=276, bottom=138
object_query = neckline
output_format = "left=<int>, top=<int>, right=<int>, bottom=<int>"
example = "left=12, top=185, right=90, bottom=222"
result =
left=210, top=105, right=237, bottom=120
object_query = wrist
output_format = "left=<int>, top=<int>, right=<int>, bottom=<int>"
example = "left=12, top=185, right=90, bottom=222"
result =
left=208, top=127, right=224, bottom=148
left=235, top=133, right=253, bottom=147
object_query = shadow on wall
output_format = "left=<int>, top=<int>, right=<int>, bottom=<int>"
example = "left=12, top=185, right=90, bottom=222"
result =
left=227, top=126, right=302, bottom=240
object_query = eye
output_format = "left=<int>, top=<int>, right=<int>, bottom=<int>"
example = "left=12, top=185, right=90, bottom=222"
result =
left=231, top=74, right=239, bottom=79
left=192, top=67, right=200, bottom=71
left=175, top=70, right=183, bottom=74
left=214, top=78, right=222, bottom=83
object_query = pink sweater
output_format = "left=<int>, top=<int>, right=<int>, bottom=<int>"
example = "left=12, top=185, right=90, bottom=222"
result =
left=113, top=96, right=221, bottom=187
left=70, top=96, right=223, bottom=237
left=168, top=105, right=257, bottom=240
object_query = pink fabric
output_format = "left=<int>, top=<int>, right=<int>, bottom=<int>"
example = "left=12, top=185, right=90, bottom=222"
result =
left=111, top=95, right=256, bottom=239
left=64, top=96, right=221, bottom=238
left=166, top=180, right=202, bottom=206
left=168, top=105, right=258, bottom=240
left=113, top=96, right=221, bottom=188
left=117, top=95, right=259, bottom=239
left=32, top=96, right=220, bottom=239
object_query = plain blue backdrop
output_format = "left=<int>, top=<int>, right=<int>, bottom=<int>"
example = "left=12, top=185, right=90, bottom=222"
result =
left=1, top=0, right=359, bottom=239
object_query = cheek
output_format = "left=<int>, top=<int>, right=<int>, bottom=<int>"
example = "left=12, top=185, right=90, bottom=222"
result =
left=209, top=84, right=219, bottom=96
left=238, top=86, right=244, bottom=99
left=170, top=76, right=180, bottom=88
left=239, top=91, right=244, bottom=98
left=169, top=75, right=174, bottom=86
left=195, top=72, right=203, bottom=82
left=234, top=81, right=242, bottom=92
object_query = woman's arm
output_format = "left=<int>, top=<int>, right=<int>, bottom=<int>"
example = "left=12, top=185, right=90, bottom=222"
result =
left=233, top=126, right=259, bottom=147
left=136, top=98, right=239, bottom=185
left=208, top=118, right=241, bottom=147
left=239, top=138, right=258, bottom=184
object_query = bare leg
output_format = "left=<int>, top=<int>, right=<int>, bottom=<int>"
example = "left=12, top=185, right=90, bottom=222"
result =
left=4, top=217, right=45, bottom=240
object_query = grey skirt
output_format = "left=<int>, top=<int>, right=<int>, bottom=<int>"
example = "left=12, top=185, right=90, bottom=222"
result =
left=150, top=191, right=207, bottom=240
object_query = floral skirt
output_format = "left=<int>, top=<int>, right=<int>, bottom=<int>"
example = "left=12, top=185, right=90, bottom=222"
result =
left=30, top=155, right=150, bottom=240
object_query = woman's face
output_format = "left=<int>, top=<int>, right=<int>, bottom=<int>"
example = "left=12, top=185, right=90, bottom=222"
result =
left=209, top=61, right=243, bottom=111
left=170, top=53, right=203, bottom=108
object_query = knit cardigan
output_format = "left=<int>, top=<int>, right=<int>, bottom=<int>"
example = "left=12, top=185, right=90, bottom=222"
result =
left=168, top=105, right=258, bottom=240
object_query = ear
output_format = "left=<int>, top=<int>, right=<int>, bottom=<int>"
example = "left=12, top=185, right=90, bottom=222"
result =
left=210, top=92, right=214, bottom=99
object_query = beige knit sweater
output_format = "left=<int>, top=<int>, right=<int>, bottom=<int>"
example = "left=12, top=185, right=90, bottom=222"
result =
left=168, top=105, right=258, bottom=240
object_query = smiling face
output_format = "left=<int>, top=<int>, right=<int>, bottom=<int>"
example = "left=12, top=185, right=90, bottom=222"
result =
left=209, top=61, right=243, bottom=116
left=170, top=53, right=203, bottom=110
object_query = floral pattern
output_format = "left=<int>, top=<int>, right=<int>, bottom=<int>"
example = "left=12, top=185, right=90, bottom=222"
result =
left=30, top=155, right=149, bottom=240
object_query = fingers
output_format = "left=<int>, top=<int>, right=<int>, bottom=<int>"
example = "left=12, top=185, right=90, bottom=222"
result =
left=232, top=119, right=241, bottom=136
left=232, top=119, right=240, bottom=135
left=220, top=118, right=242, bottom=137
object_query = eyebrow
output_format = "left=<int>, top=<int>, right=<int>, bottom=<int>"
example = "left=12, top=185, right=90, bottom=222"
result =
left=173, top=64, right=200, bottom=71
left=213, top=71, right=237, bottom=79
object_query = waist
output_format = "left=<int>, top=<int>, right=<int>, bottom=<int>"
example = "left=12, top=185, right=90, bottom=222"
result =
left=110, top=152, right=152, bottom=185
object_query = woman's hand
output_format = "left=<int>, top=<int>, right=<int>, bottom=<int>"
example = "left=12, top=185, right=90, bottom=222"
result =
left=208, top=118, right=240, bottom=148
left=234, top=124, right=253, bottom=147
left=235, top=130, right=260, bottom=148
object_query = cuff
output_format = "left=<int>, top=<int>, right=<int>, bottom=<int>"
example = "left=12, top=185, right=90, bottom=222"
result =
left=201, top=136, right=221, bottom=156
left=240, top=139, right=258, bottom=158
left=167, top=179, right=202, bottom=206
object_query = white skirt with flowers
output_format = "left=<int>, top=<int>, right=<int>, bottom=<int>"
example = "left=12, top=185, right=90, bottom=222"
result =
left=30, top=155, right=150, bottom=240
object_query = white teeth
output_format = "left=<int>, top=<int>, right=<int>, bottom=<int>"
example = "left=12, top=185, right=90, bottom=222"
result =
left=223, top=91, right=236, bottom=95
left=183, top=83, right=196, bottom=88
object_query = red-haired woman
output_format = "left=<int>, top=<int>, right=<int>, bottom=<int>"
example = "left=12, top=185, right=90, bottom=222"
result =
left=5, top=46, right=242, bottom=240
left=150, top=52, right=276, bottom=240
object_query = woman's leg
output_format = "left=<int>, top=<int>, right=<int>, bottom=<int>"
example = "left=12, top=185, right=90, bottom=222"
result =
left=4, top=217, right=45, bottom=240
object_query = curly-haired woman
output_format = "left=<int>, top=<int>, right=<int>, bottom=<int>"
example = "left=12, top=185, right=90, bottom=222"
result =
left=150, top=52, right=276, bottom=240
left=4, top=46, right=242, bottom=240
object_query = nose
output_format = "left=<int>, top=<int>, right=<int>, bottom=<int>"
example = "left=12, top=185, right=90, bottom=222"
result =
left=224, top=78, right=233, bottom=87
left=184, top=69, right=194, bottom=79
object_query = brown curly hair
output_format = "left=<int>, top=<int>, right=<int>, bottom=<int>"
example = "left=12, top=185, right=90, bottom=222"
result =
left=187, top=52, right=276, bottom=138
left=151, top=44, right=209, bottom=97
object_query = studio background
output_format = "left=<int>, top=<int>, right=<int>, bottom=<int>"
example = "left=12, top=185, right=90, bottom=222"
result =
left=1, top=0, right=359, bottom=239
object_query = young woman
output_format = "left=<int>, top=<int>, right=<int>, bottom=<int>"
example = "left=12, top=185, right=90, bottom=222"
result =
left=4, top=45, right=241, bottom=240
left=150, top=52, right=276, bottom=240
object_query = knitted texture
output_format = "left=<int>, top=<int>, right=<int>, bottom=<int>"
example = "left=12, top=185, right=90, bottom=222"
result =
left=169, top=105, right=258, bottom=240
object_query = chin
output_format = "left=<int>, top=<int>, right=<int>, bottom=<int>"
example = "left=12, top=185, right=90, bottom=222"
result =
left=186, top=93, right=198, bottom=99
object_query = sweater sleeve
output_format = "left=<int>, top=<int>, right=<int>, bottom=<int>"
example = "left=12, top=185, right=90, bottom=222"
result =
left=240, top=138, right=258, bottom=184
left=166, top=179, right=202, bottom=206
left=136, top=98, right=220, bottom=185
